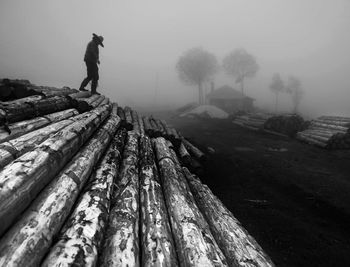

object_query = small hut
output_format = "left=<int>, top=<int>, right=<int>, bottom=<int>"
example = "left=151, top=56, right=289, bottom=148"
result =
left=206, top=85, right=254, bottom=113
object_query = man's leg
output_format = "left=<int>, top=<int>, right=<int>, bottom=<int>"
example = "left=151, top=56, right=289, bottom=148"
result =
left=79, top=77, right=91, bottom=91
left=79, top=61, right=92, bottom=91
left=91, top=63, right=99, bottom=94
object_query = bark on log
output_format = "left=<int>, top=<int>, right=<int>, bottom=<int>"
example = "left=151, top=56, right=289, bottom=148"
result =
left=42, top=128, right=126, bottom=267
left=182, top=138, right=206, bottom=161
left=131, top=109, right=141, bottom=135
left=67, top=91, right=92, bottom=100
left=0, top=119, right=74, bottom=169
left=296, top=132, right=330, bottom=143
left=99, top=132, right=140, bottom=267
left=0, top=108, right=79, bottom=143
left=318, top=116, right=350, bottom=123
left=0, top=104, right=111, bottom=236
left=296, top=133, right=327, bottom=148
left=124, top=106, right=133, bottom=130
left=314, top=119, right=350, bottom=127
left=310, top=121, right=348, bottom=132
left=90, top=95, right=106, bottom=109
left=153, top=137, right=228, bottom=266
left=139, top=114, right=145, bottom=135
left=117, top=106, right=126, bottom=126
left=0, top=114, right=120, bottom=267
left=184, top=168, right=275, bottom=267
left=0, top=95, right=43, bottom=108
left=99, top=97, right=110, bottom=106
left=142, top=116, right=154, bottom=136
left=76, top=94, right=101, bottom=112
left=139, top=136, right=178, bottom=267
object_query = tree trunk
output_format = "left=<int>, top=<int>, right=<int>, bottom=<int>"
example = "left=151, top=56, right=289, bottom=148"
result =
left=198, top=82, right=203, bottom=105
left=99, top=132, right=140, bottom=267
left=241, top=77, right=245, bottom=95
left=153, top=137, right=228, bottom=267
left=184, top=168, right=275, bottom=267
left=42, top=128, right=126, bottom=267
left=275, top=93, right=278, bottom=113
left=0, top=113, right=120, bottom=267
left=0, top=104, right=111, bottom=236
left=139, top=136, right=178, bottom=267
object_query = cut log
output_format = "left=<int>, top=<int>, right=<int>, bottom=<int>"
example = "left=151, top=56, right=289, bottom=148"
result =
left=0, top=118, right=75, bottom=169
left=318, top=116, right=350, bottom=123
left=310, top=121, right=348, bottom=132
left=153, top=137, right=228, bottom=266
left=182, top=138, right=206, bottom=161
left=139, top=113, right=145, bottom=136
left=184, top=168, right=275, bottom=267
left=142, top=116, right=154, bottom=136
left=0, top=114, right=120, bottom=267
left=42, top=128, right=126, bottom=267
left=0, top=108, right=79, bottom=143
left=139, top=136, right=178, bottom=266
left=314, top=119, right=350, bottom=127
left=117, top=106, right=126, bottom=125
left=296, top=133, right=328, bottom=148
left=131, top=109, right=141, bottom=135
left=67, top=90, right=92, bottom=100
left=76, top=94, right=101, bottom=112
left=0, top=104, right=111, bottom=236
left=124, top=106, right=133, bottom=131
left=0, top=95, right=43, bottom=108
left=90, top=95, right=106, bottom=109
left=99, top=97, right=110, bottom=106
left=99, top=132, right=140, bottom=267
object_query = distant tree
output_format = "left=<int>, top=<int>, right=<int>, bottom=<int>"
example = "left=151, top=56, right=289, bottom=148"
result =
left=222, top=48, right=259, bottom=95
left=176, top=47, right=218, bottom=104
left=269, top=73, right=285, bottom=113
left=286, top=76, right=304, bottom=113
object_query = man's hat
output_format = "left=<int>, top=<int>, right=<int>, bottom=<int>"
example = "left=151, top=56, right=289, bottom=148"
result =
left=93, top=33, right=104, bottom=47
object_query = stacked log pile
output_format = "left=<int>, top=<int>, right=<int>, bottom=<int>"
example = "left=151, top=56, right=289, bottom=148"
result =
left=0, top=84, right=274, bottom=266
left=232, top=113, right=271, bottom=131
left=263, top=114, right=305, bottom=137
left=232, top=113, right=306, bottom=138
left=297, top=116, right=350, bottom=149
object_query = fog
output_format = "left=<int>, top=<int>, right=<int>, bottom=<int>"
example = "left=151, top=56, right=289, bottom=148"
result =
left=1, top=0, right=349, bottom=117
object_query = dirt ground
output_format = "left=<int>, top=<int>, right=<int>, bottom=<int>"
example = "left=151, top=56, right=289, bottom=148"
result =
left=154, top=112, right=350, bottom=267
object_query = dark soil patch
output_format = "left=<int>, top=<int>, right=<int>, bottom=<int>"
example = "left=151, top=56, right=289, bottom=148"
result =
left=165, top=115, right=350, bottom=267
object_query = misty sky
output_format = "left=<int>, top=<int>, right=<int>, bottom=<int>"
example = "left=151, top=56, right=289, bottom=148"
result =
left=1, top=0, right=349, bottom=117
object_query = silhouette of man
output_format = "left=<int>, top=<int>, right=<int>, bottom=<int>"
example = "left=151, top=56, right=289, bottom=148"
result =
left=79, top=33, right=104, bottom=94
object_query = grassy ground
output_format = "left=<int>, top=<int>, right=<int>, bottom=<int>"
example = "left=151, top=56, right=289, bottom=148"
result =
left=151, top=112, right=350, bottom=267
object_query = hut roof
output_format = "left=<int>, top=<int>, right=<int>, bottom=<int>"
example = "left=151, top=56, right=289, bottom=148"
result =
left=207, top=85, right=254, bottom=100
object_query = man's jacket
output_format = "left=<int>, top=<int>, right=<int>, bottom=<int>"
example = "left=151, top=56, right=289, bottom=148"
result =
left=84, top=41, right=99, bottom=63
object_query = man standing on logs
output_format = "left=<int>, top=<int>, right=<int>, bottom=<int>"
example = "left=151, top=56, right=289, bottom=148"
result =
left=79, top=33, right=104, bottom=94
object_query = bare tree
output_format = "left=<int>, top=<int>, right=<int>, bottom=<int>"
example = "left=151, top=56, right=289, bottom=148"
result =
left=269, top=73, right=285, bottom=113
left=222, top=48, right=259, bottom=95
left=286, top=76, right=304, bottom=113
left=176, top=47, right=218, bottom=104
